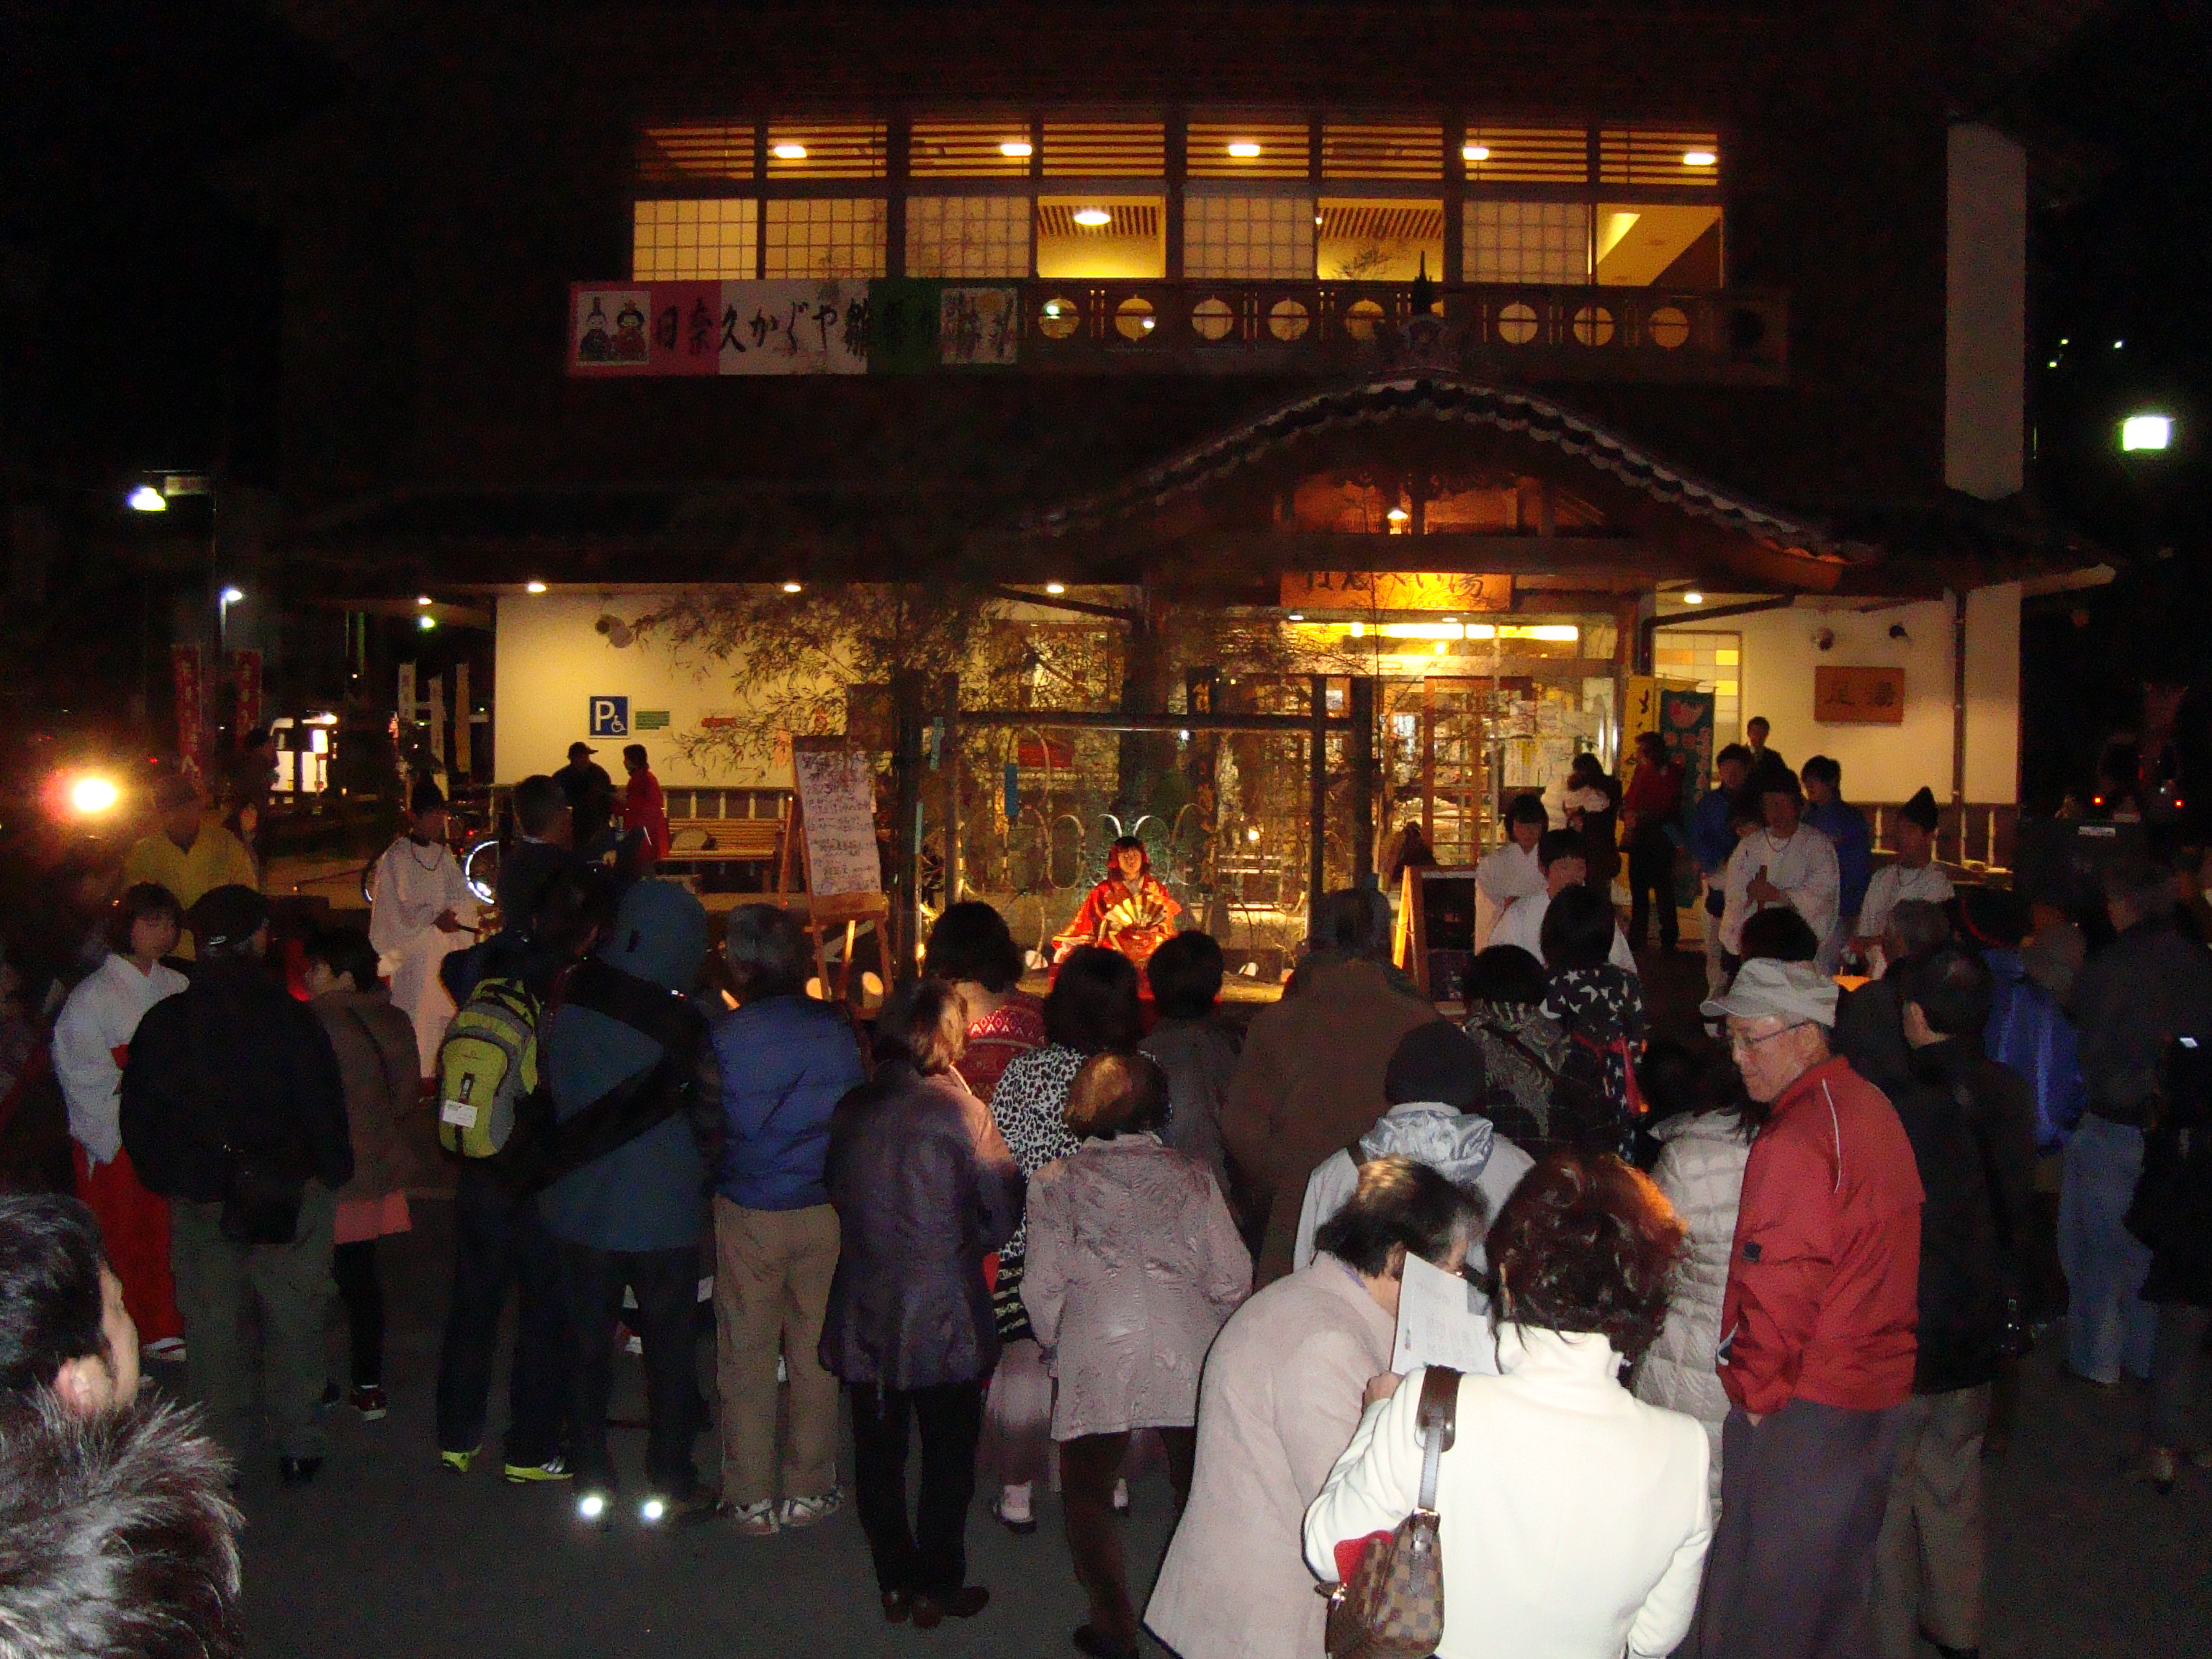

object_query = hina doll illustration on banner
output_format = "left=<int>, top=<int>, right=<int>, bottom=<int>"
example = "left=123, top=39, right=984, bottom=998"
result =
left=1052, top=836, right=1181, bottom=968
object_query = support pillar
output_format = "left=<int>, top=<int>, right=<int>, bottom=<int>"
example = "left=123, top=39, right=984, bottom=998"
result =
left=1308, top=673, right=1328, bottom=925
left=1349, top=675, right=1377, bottom=890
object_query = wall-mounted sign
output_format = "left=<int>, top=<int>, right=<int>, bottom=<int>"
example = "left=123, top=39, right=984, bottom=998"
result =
left=588, top=696, right=630, bottom=737
left=1813, top=665, right=1905, bottom=724
left=569, top=281, right=869, bottom=376
left=1278, top=571, right=1514, bottom=612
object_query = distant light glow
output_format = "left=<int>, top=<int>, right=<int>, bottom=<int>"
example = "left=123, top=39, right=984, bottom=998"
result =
left=418, top=615, right=437, bottom=631
left=1385, top=505, right=1410, bottom=523
left=70, top=776, right=120, bottom=814
left=999, top=140, right=1033, bottom=157
left=127, top=485, right=167, bottom=513
left=1462, top=143, right=1491, bottom=162
left=1286, top=611, right=1304, bottom=621
left=2121, top=413, right=2173, bottom=452
left=1226, top=141, right=1262, bottom=158
left=416, top=595, right=433, bottom=606
left=1072, top=207, right=1112, bottom=227
left=2114, top=340, right=2124, bottom=349
left=1043, top=581, right=1066, bottom=594
left=219, top=587, right=245, bottom=606
left=1683, top=150, right=1718, bottom=167
left=577, top=1493, right=606, bottom=1520
left=1682, top=591, right=1705, bottom=606
left=781, top=580, right=803, bottom=593
left=639, top=1497, right=667, bottom=1524
left=526, top=580, right=548, bottom=593
left=772, top=143, right=807, bottom=160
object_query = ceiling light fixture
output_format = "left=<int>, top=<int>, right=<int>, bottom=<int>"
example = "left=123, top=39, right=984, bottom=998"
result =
left=771, top=143, right=807, bottom=160
left=1286, top=611, right=1304, bottom=622
left=1682, top=590, right=1705, bottom=605
left=1043, top=581, right=1067, bottom=595
left=525, top=580, right=548, bottom=593
left=1683, top=149, right=1717, bottom=167
left=1071, top=207, right=1112, bottom=227
left=781, top=580, right=803, bottom=593
left=999, top=139, right=1033, bottom=157
left=1227, top=140, right=1262, bottom=158
left=415, top=595, right=433, bottom=606
left=2121, top=413, right=2173, bottom=452
left=1385, top=505, right=1410, bottom=523
left=1462, top=143, right=1491, bottom=162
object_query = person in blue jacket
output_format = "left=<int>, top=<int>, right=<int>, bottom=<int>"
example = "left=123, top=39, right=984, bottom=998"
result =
left=707, top=904, right=868, bottom=1536
left=1801, top=756, right=1874, bottom=953
left=1691, top=744, right=1753, bottom=994
left=538, top=878, right=714, bottom=1523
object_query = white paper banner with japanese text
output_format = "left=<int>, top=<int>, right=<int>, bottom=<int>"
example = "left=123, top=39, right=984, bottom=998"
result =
left=570, top=281, right=870, bottom=376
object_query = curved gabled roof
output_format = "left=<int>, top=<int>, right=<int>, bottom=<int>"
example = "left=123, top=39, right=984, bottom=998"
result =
left=1030, top=372, right=1858, bottom=567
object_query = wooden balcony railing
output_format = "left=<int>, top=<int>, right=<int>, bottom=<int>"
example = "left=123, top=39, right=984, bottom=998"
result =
left=1013, top=281, right=1787, bottom=384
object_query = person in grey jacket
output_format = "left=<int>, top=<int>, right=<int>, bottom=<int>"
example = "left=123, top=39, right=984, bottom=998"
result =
left=1291, top=1020, right=1534, bottom=1274
left=821, top=979, right=1022, bottom=1630
left=1138, top=932, right=1241, bottom=1204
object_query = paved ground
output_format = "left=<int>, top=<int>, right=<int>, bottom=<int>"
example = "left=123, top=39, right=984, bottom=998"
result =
left=184, top=1191, right=2211, bottom=1659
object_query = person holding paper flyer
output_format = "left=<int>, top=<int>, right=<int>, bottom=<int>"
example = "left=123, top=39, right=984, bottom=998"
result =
left=1305, top=1154, right=1710, bottom=1659
left=1146, top=1159, right=1480, bottom=1659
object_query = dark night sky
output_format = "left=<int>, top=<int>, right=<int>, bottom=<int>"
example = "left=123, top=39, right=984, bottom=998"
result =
left=3, top=0, right=2209, bottom=788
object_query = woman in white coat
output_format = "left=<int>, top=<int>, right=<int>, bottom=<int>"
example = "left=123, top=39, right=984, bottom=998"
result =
left=53, top=883, right=189, bottom=1353
left=1305, top=1153, right=1711, bottom=1659
left=1146, top=1159, right=1483, bottom=1659
left=368, top=779, right=477, bottom=1078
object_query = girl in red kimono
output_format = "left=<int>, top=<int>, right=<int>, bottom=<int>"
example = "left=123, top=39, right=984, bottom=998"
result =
left=1054, top=837, right=1181, bottom=968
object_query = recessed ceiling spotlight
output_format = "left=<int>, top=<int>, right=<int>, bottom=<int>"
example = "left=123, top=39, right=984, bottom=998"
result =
left=1072, top=207, right=1112, bottom=227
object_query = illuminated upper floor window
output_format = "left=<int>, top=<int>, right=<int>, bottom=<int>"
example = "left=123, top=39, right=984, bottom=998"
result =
left=765, top=120, right=886, bottom=179
left=1323, top=121, right=1444, bottom=181
left=637, top=125, right=755, bottom=184
left=1461, top=126, right=1587, bottom=184
left=910, top=117, right=1034, bottom=178
left=1040, top=121, right=1165, bottom=178
left=1187, top=117, right=1311, bottom=180
left=1598, top=129, right=1721, bottom=187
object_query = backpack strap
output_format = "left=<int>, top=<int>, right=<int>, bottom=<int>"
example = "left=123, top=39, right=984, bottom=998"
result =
left=1413, top=1364, right=1461, bottom=1513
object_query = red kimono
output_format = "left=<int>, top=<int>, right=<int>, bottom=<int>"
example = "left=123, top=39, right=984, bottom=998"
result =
left=1054, top=874, right=1182, bottom=968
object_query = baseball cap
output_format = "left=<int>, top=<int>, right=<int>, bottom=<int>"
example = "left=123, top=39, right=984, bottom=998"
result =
left=1699, top=957, right=1838, bottom=1029
left=567, top=742, right=596, bottom=760
left=186, top=884, right=270, bottom=950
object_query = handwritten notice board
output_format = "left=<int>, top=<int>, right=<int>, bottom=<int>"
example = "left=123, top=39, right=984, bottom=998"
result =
left=793, top=749, right=881, bottom=896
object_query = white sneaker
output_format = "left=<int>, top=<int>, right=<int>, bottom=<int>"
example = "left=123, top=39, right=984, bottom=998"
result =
left=779, top=1489, right=844, bottom=1530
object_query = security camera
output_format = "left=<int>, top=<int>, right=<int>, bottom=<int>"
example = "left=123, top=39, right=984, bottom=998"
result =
left=594, top=613, right=634, bottom=649
left=1812, top=627, right=1835, bottom=652
left=1887, top=623, right=1910, bottom=642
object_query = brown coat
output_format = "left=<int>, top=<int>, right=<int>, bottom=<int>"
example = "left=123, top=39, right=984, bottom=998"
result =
left=1144, top=1256, right=1395, bottom=1659
left=311, top=988, right=420, bottom=1206
left=1220, top=956, right=1440, bottom=1283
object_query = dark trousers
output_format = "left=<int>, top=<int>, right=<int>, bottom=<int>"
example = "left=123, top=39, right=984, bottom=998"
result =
left=552, top=1238, right=701, bottom=1497
left=332, top=1238, right=385, bottom=1388
left=1628, top=822, right=1680, bottom=950
left=848, top=1380, right=985, bottom=1599
left=1061, top=1428, right=1197, bottom=1645
left=433, top=1163, right=568, bottom=1465
left=1689, top=1399, right=1904, bottom=1659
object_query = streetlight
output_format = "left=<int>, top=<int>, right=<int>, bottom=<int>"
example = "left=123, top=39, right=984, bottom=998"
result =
left=127, top=485, right=167, bottom=513
left=2121, top=413, right=2173, bottom=452
left=217, top=587, right=244, bottom=651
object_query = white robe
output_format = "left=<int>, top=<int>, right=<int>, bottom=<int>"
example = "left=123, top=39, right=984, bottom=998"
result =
left=1719, top=826, right=1840, bottom=961
left=1490, top=890, right=1640, bottom=975
left=1855, top=860, right=1957, bottom=971
left=53, top=953, right=189, bottom=1165
left=1474, top=842, right=1545, bottom=950
left=370, top=837, right=479, bottom=1077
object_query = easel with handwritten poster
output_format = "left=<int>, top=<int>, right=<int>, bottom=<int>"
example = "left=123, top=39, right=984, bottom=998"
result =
left=780, top=739, right=891, bottom=1007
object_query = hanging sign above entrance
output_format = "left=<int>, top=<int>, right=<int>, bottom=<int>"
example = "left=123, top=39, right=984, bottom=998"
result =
left=1278, top=571, right=1513, bottom=612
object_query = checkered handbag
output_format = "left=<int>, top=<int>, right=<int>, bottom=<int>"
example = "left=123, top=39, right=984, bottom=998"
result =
left=1321, top=1364, right=1460, bottom=1659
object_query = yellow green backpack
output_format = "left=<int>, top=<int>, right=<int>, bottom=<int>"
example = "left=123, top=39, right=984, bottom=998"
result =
left=436, top=977, right=540, bottom=1158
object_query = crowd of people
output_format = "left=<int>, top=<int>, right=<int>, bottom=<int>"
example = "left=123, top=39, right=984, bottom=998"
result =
left=1, top=728, right=2210, bottom=1659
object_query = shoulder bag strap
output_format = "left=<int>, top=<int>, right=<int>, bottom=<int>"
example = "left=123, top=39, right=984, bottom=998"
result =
left=1479, top=1020, right=1563, bottom=1084
left=1413, top=1364, right=1461, bottom=1513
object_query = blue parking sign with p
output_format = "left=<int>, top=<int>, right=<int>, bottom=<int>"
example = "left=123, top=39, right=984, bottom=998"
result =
left=589, top=696, right=629, bottom=737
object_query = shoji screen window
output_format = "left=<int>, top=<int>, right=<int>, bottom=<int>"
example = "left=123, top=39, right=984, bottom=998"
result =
left=907, top=196, right=1031, bottom=278
left=1184, top=188, right=1314, bottom=280
left=1465, top=201, right=1589, bottom=284
left=762, top=198, right=886, bottom=279
left=633, top=199, right=758, bottom=279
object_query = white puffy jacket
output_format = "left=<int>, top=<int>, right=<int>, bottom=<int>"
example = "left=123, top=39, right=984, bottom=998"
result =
left=1632, top=1108, right=1752, bottom=1506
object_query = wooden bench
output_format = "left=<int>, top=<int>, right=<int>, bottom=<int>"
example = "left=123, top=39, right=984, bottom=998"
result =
left=660, top=815, right=788, bottom=871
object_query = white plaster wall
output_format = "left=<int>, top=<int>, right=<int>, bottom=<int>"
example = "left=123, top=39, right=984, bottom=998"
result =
left=493, top=589, right=803, bottom=786
left=1676, top=598, right=1976, bottom=803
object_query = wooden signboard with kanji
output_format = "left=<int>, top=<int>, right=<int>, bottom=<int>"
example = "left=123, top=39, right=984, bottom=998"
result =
left=1278, top=571, right=1513, bottom=612
left=1813, top=666, right=1906, bottom=724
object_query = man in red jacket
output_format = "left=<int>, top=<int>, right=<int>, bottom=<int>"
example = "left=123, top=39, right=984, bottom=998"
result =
left=1688, top=958, right=1925, bottom=1659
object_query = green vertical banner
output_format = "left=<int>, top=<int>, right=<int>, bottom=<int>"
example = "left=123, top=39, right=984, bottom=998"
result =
left=868, top=279, right=944, bottom=374
left=1659, top=688, right=1716, bottom=799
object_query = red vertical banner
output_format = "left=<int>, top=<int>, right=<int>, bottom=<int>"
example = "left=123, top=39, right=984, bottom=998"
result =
left=171, top=644, right=205, bottom=784
left=231, top=649, right=263, bottom=737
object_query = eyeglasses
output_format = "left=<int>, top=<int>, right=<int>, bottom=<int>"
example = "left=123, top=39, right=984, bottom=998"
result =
left=1726, top=1022, right=1807, bottom=1057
